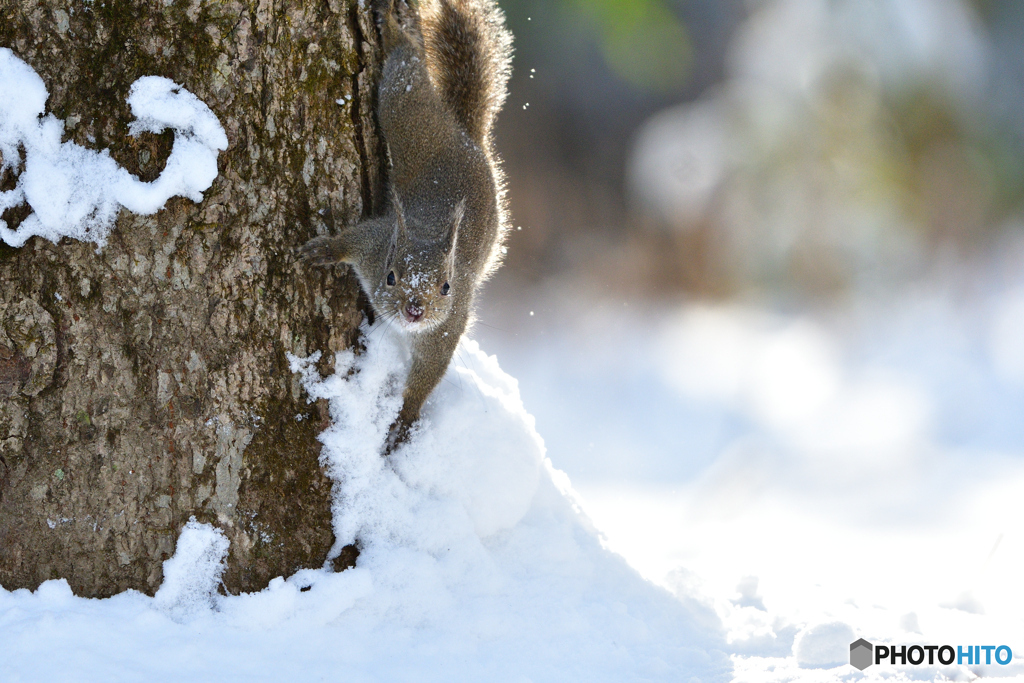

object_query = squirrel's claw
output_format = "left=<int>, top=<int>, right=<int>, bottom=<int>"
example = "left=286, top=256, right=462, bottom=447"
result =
left=384, top=404, right=420, bottom=455
left=383, top=419, right=412, bottom=456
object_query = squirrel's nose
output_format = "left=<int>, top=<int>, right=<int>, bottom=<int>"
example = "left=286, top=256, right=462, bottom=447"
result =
left=404, top=303, right=424, bottom=322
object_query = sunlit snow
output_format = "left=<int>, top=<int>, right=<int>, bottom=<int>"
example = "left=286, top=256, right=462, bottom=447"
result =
left=475, top=272, right=1024, bottom=682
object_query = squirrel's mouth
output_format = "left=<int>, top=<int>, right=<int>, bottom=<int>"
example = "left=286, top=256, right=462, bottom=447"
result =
left=397, top=303, right=431, bottom=331
left=403, top=303, right=425, bottom=323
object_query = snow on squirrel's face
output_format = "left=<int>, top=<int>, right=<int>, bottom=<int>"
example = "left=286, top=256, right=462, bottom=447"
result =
left=375, top=247, right=454, bottom=333
left=372, top=198, right=462, bottom=333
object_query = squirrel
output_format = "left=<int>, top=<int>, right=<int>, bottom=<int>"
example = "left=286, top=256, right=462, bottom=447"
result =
left=300, top=0, right=512, bottom=446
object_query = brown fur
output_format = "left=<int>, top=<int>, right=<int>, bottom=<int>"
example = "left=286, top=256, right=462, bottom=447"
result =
left=299, top=0, right=513, bottom=446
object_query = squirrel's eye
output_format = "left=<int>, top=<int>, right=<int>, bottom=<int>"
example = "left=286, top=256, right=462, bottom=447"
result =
left=441, top=281, right=450, bottom=296
left=387, top=271, right=396, bottom=286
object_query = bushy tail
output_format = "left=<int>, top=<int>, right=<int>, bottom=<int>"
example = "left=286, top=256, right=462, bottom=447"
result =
left=420, top=0, right=513, bottom=149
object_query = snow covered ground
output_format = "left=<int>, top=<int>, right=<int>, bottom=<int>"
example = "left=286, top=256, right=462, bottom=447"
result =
left=473, top=254, right=1024, bottom=681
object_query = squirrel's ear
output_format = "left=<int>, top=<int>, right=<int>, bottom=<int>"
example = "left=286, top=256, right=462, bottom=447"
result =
left=385, top=189, right=407, bottom=268
left=385, top=224, right=398, bottom=269
left=445, top=198, right=465, bottom=256
left=390, top=187, right=408, bottom=243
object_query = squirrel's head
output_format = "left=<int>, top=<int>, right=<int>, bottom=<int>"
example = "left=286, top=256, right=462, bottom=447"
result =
left=373, top=195, right=464, bottom=333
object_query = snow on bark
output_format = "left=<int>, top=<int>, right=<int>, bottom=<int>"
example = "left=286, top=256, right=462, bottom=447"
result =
left=0, top=48, right=227, bottom=248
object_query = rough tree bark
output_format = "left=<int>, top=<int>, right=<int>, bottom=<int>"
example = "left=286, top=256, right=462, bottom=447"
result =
left=0, top=0, right=384, bottom=596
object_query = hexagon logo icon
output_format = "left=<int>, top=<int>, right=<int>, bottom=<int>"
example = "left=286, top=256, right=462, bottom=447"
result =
left=850, top=638, right=873, bottom=670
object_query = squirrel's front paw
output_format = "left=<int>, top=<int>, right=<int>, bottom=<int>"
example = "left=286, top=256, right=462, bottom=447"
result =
left=297, top=236, right=344, bottom=266
left=383, top=418, right=413, bottom=455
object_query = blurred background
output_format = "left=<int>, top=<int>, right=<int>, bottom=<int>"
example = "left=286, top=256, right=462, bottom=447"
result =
left=473, top=0, right=1024, bottom=676
left=493, top=0, right=1024, bottom=297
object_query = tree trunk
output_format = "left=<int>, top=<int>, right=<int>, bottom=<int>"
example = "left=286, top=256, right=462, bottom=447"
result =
left=0, top=0, right=382, bottom=597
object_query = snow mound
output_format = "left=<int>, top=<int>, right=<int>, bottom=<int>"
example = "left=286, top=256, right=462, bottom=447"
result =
left=0, top=48, right=227, bottom=248
left=793, top=622, right=855, bottom=669
left=0, top=327, right=729, bottom=682
left=291, top=330, right=544, bottom=551
left=281, top=328, right=730, bottom=679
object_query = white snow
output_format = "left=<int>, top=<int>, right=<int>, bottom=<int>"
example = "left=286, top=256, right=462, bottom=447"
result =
left=473, top=265, right=1024, bottom=682
left=0, top=48, right=227, bottom=248
left=152, top=518, right=229, bottom=623
left=0, top=328, right=729, bottom=682
left=793, top=622, right=857, bottom=669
